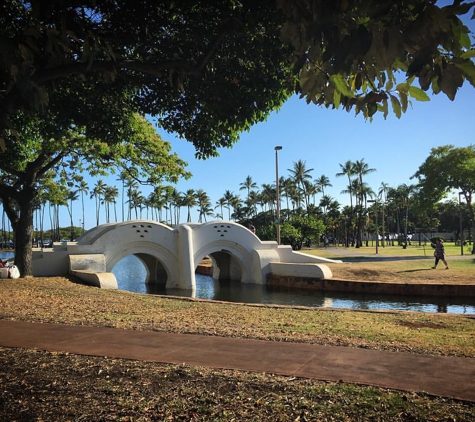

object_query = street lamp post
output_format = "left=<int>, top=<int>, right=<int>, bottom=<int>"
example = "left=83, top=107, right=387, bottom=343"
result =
left=459, top=192, right=464, bottom=256
left=275, top=146, right=282, bottom=245
left=368, top=200, right=379, bottom=254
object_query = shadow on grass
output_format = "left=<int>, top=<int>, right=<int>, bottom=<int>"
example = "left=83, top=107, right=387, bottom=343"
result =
left=396, top=268, right=435, bottom=274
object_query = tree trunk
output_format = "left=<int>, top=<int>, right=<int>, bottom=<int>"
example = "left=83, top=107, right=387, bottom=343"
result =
left=14, top=201, right=34, bottom=277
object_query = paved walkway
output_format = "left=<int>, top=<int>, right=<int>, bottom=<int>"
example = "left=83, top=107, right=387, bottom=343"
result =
left=1, top=319, right=474, bottom=402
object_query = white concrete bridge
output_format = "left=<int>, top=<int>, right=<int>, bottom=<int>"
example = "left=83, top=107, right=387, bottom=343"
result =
left=32, top=220, right=339, bottom=290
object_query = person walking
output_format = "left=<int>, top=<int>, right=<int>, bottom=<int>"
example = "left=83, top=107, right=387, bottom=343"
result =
left=431, top=238, right=449, bottom=269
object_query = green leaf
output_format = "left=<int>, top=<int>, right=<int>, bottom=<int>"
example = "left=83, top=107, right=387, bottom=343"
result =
left=333, top=88, right=341, bottom=109
left=300, top=74, right=317, bottom=94
left=367, top=102, right=377, bottom=118
left=408, top=86, right=430, bottom=101
left=438, top=65, right=464, bottom=100
left=396, top=82, right=410, bottom=93
left=381, top=98, right=388, bottom=119
left=399, top=91, right=408, bottom=113
left=432, top=77, right=441, bottom=95
left=459, top=27, right=471, bottom=49
left=385, top=78, right=394, bottom=91
left=394, top=59, right=408, bottom=72
left=331, top=75, right=355, bottom=98
left=454, top=59, right=475, bottom=79
left=389, top=94, right=401, bottom=118
left=460, top=50, right=475, bottom=59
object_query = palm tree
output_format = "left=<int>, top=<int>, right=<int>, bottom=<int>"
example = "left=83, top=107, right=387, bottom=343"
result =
left=336, top=160, right=357, bottom=246
left=230, top=197, right=245, bottom=221
left=127, top=188, right=144, bottom=220
left=397, top=183, right=417, bottom=246
left=247, top=190, right=260, bottom=218
left=360, top=184, right=376, bottom=246
left=239, top=176, right=257, bottom=203
left=353, top=159, right=376, bottom=247
left=148, top=186, right=167, bottom=221
left=386, top=187, right=403, bottom=245
left=259, top=184, right=274, bottom=214
left=47, top=182, right=68, bottom=241
left=196, top=189, right=211, bottom=223
left=104, top=185, right=119, bottom=223
left=117, top=171, right=130, bottom=222
left=66, top=189, right=79, bottom=241
left=223, top=190, right=235, bottom=220
left=34, top=187, right=49, bottom=246
left=288, top=160, right=314, bottom=211
left=90, top=179, right=106, bottom=226
left=197, top=190, right=214, bottom=222
left=303, top=179, right=318, bottom=210
left=74, top=177, right=88, bottom=233
left=280, top=177, right=293, bottom=214
left=315, top=174, right=332, bottom=198
left=215, top=197, right=226, bottom=220
left=125, top=179, right=139, bottom=221
left=319, top=194, right=333, bottom=215
left=182, top=189, right=197, bottom=223
left=336, top=160, right=356, bottom=207
left=282, top=178, right=299, bottom=214
left=161, top=185, right=175, bottom=224
left=378, top=182, right=390, bottom=247
left=167, top=188, right=182, bottom=225
left=229, top=194, right=242, bottom=221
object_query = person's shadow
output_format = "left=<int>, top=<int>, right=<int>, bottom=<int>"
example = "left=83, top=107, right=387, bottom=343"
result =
left=397, top=268, right=433, bottom=274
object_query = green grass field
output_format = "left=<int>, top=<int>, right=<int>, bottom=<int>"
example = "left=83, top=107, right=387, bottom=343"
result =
left=306, top=242, right=473, bottom=258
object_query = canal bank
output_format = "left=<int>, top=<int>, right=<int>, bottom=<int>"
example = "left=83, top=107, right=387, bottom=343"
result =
left=196, top=252, right=475, bottom=298
left=265, top=274, right=475, bottom=297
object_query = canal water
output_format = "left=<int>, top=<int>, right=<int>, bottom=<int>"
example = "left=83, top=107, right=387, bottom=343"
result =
left=5, top=252, right=472, bottom=314
left=111, top=255, right=475, bottom=315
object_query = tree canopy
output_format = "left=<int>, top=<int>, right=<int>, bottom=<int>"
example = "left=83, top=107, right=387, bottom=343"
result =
left=412, top=145, right=475, bottom=235
left=0, top=112, right=190, bottom=275
left=1, top=0, right=474, bottom=156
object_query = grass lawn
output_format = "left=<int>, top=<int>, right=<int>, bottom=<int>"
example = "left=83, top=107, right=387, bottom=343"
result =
left=305, top=242, right=473, bottom=258
left=1, top=259, right=474, bottom=420
left=301, top=244, right=475, bottom=284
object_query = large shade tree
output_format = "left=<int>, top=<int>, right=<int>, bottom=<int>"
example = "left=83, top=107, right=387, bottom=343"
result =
left=412, top=144, right=475, bottom=253
left=0, top=113, right=190, bottom=276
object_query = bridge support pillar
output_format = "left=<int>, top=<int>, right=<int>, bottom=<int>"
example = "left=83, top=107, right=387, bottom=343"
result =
left=174, top=225, right=195, bottom=289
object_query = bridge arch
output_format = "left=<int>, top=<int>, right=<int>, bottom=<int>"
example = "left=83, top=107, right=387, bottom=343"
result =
left=194, top=240, right=253, bottom=283
left=106, top=241, right=177, bottom=287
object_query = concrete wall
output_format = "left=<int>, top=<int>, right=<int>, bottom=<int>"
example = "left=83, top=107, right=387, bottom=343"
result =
left=266, top=275, right=475, bottom=297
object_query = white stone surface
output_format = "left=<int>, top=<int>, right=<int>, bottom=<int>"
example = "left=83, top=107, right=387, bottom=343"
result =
left=32, top=220, right=341, bottom=289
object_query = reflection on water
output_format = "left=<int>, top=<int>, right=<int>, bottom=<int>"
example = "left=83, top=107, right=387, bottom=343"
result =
left=111, top=255, right=475, bottom=314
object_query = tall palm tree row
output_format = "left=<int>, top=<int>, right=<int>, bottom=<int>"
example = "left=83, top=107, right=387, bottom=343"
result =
left=26, top=161, right=345, bottom=238
left=21, top=156, right=445, bottom=251
left=335, top=159, right=377, bottom=247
